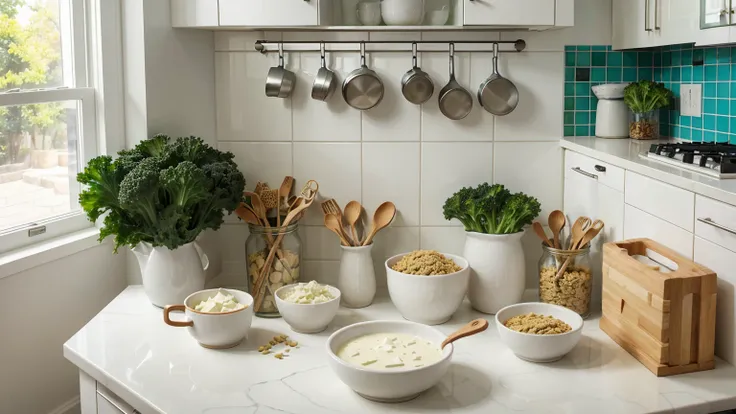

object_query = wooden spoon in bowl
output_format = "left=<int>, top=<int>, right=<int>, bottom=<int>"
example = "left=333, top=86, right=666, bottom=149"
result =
left=548, top=210, right=566, bottom=249
left=362, top=202, right=396, bottom=246
left=344, top=200, right=363, bottom=245
left=441, top=319, right=489, bottom=349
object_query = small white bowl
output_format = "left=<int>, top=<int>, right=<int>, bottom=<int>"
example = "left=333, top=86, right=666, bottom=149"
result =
left=385, top=253, right=470, bottom=325
left=495, top=302, right=584, bottom=362
left=163, top=288, right=254, bottom=349
left=274, top=283, right=341, bottom=334
left=326, top=320, right=453, bottom=403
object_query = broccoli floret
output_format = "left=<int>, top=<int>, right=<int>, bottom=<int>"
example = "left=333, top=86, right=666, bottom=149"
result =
left=164, top=136, right=234, bottom=167
left=443, top=186, right=482, bottom=232
left=160, top=161, right=210, bottom=208
left=118, top=158, right=161, bottom=227
left=496, top=193, right=542, bottom=234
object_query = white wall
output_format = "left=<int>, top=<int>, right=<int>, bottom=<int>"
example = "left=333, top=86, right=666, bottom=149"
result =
left=0, top=244, right=127, bottom=414
left=211, top=0, right=613, bottom=290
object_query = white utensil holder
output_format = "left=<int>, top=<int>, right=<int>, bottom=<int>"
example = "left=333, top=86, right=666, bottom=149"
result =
left=338, top=244, right=376, bottom=308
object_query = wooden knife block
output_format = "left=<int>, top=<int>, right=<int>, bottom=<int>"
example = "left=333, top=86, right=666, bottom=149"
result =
left=600, top=238, right=717, bottom=376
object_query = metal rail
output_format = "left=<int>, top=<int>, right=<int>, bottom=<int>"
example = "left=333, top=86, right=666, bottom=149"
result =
left=254, top=39, right=527, bottom=53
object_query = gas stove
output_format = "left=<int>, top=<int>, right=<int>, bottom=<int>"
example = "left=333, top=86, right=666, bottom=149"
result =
left=643, top=142, right=736, bottom=179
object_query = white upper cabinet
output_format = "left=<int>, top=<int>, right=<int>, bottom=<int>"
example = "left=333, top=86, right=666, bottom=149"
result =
left=463, top=0, right=555, bottom=26
left=218, top=0, right=329, bottom=26
left=613, top=0, right=653, bottom=49
left=171, top=0, right=219, bottom=27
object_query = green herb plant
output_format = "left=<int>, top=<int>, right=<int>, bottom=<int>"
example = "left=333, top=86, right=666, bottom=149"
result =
left=442, top=183, right=541, bottom=234
left=77, top=135, right=245, bottom=252
left=623, top=80, right=673, bottom=114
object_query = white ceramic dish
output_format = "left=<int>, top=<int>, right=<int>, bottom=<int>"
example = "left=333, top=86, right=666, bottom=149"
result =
left=274, top=283, right=341, bottom=333
left=385, top=252, right=470, bottom=325
left=495, top=302, right=584, bottom=362
left=592, top=83, right=629, bottom=99
left=326, top=320, right=452, bottom=403
left=381, top=0, right=425, bottom=25
left=163, top=288, right=254, bottom=349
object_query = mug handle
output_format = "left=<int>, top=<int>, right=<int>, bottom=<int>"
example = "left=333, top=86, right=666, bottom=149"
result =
left=164, top=305, right=193, bottom=327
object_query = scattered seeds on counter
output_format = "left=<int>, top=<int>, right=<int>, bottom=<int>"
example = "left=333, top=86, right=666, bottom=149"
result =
left=275, top=353, right=284, bottom=359
left=285, top=349, right=290, bottom=353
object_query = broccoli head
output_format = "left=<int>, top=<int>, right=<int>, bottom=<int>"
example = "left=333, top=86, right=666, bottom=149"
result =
left=118, top=158, right=162, bottom=227
left=496, top=193, right=542, bottom=234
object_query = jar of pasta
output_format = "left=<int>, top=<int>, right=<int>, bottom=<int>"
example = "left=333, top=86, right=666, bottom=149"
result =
left=538, top=245, right=592, bottom=318
left=246, top=223, right=301, bottom=317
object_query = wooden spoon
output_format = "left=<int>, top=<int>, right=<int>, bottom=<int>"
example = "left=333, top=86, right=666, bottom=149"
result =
left=277, top=176, right=294, bottom=227
left=548, top=210, right=566, bottom=249
left=362, top=202, right=396, bottom=246
left=235, top=205, right=261, bottom=225
left=575, top=219, right=604, bottom=250
left=344, top=200, right=362, bottom=246
left=568, top=216, right=591, bottom=250
left=441, top=319, right=489, bottom=349
left=532, top=222, right=553, bottom=248
left=245, top=192, right=268, bottom=224
left=325, top=213, right=352, bottom=246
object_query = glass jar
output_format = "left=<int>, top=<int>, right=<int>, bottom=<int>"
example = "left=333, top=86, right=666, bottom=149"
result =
left=246, top=223, right=302, bottom=317
left=538, top=245, right=592, bottom=318
left=629, top=110, right=660, bottom=140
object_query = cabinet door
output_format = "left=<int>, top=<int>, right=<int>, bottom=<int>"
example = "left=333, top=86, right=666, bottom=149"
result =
left=623, top=204, right=694, bottom=259
left=171, top=0, right=219, bottom=27
left=613, top=0, right=653, bottom=49
left=701, top=0, right=731, bottom=28
left=463, top=0, right=555, bottom=26
left=219, top=0, right=321, bottom=26
left=694, top=237, right=736, bottom=365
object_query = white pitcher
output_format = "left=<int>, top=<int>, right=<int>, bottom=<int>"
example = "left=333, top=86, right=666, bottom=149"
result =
left=132, top=241, right=209, bottom=308
left=338, top=245, right=376, bottom=308
left=464, top=231, right=526, bottom=314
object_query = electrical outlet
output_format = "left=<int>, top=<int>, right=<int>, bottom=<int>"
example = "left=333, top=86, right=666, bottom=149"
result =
left=680, top=84, right=702, bottom=117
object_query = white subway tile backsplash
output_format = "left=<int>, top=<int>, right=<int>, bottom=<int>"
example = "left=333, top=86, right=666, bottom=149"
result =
left=362, top=143, right=420, bottom=226
left=419, top=226, right=467, bottom=255
left=293, top=52, right=362, bottom=142
left=494, top=142, right=562, bottom=225
left=300, top=226, right=342, bottom=260
left=421, top=142, right=494, bottom=226
left=370, top=226, right=421, bottom=286
left=216, top=52, right=292, bottom=142
left=493, top=52, right=564, bottom=141
left=302, top=260, right=340, bottom=286
left=214, top=31, right=281, bottom=52
left=219, top=142, right=293, bottom=191
left=362, top=53, right=421, bottom=142
left=420, top=53, right=494, bottom=142
left=293, top=143, right=362, bottom=226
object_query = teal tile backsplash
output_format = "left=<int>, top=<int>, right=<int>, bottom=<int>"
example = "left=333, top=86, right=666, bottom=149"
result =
left=564, top=44, right=736, bottom=143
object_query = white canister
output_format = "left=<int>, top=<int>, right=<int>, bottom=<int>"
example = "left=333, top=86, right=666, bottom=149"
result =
left=464, top=231, right=526, bottom=314
left=338, top=245, right=376, bottom=308
left=381, top=0, right=425, bottom=25
left=357, top=0, right=382, bottom=25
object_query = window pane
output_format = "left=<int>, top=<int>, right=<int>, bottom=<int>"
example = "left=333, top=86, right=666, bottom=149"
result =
left=1, top=0, right=72, bottom=92
left=0, top=100, right=81, bottom=233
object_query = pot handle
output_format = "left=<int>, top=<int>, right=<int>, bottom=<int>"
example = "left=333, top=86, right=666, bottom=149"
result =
left=193, top=242, right=210, bottom=271
left=164, top=305, right=193, bottom=327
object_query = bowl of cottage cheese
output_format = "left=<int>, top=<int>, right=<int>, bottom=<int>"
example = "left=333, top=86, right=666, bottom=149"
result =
left=274, top=281, right=341, bottom=334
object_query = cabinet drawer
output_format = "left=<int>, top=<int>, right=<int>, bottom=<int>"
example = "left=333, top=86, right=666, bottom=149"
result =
left=624, top=204, right=693, bottom=259
left=625, top=171, right=695, bottom=231
left=695, top=195, right=736, bottom=253
left=695, top=237, right=736, bottom=365
left=564, top=151, right=624, bottom=192
left=97, top=385, right=137, bottom=414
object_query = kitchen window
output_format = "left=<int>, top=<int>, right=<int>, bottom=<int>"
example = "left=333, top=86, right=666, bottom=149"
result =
left=0, top=0, right=121, bottom=254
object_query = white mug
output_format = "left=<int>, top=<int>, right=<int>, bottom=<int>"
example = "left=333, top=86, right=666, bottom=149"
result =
left=357, top=1, right=382, bottom=26
left=425, top=5, right=449, bottom=25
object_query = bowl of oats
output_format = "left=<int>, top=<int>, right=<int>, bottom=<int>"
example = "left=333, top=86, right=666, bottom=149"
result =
left=385, top=250, right=470, bottom=325
left=495, top=302, right=583, bottom=362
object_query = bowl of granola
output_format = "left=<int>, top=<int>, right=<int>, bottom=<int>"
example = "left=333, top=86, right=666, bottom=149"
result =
left=495, top=302, right=584, bottom=362
left=385, top=250, right=470, bottom=325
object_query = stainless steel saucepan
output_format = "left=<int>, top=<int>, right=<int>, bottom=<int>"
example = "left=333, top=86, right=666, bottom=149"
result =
left=438, top=43, right=473, bottom=120
left=342, top=42, right=384, bottom=111
left=312, top=42, right=337, bottom=101
left=478, top=43, right=519, bottom=116
left=265, top=43, right=296, bottom=98
left=401, top=42, right=434, bottom=105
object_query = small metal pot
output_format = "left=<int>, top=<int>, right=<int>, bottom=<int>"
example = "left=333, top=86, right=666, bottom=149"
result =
left=312, top=42, right=337, bottom=101
left=438, top=43, right=473, bottom=121
left=342, top=42, right=384, bottom=111
left=265, top=43, right=296, bottom=98
left=478, top=43, right=519, bottom=116
left=401, top=43, right=434, bottom=105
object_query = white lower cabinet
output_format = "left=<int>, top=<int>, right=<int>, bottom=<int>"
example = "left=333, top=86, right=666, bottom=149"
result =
left=80, top=372, right=139, bottom=414
left=695, top=237, right=736, bottom=365
left=623, top=204, right=694, bottom=259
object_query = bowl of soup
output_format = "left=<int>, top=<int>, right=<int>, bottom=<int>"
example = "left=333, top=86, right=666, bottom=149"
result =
left=325, top=320, right=452, bottom=403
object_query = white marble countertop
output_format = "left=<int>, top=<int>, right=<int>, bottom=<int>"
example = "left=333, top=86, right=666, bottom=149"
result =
left=560, top=137, right=736, bottom=205
left=64, top=286, right=736, bottom=414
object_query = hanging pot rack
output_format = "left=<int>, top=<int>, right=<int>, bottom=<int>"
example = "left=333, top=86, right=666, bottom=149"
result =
left=254, top=39, right=526, bottom=54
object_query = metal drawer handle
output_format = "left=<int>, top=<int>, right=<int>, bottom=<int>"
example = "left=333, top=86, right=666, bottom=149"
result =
left=654, top=0, right=660, bottom=30
left=594, top=165, right=607, bottom=172
left=698, top=218, right=736, bottom=236
left=97, top=389, right=140, bottom=414
left=644, top=0, right=652, bottom=31
left=571, top=167, right=598, bottom=180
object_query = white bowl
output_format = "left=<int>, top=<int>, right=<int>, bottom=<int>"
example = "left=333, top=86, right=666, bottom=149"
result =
left=385, top=253, right=470, bottom=325
left=592, top=83, right=629, bottom=100
left=381, top=0, right=424, bottom=25
left=163, top=288, right=254, bottom=349
left=326, top=320, right=452, bottom=403
left=495, top=302, right=584, bottom=362
left=274, top=283, right=341, bottom=334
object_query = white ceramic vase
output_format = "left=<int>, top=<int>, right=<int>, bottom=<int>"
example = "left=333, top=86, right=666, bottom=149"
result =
left=338, top=245, right=376, bottom=308
left=132, top=241, right=209, bottom=308
left=464, top=231, right=526, bottom=314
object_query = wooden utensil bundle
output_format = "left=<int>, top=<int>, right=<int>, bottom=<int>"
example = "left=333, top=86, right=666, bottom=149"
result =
left=321, top=200, right=396, bottom=246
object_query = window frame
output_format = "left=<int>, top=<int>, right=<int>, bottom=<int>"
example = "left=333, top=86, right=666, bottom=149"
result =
left=0, top=0, right=124, bottom=254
